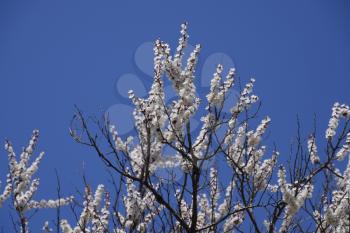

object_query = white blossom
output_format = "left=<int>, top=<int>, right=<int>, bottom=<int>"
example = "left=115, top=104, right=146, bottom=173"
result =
left=278, top=167, right=313, bottom=233
left=60, top=185, right=110, bottom=233
left=0, top=175, right=12, bottom=207
left=249, top=116, right=271, bottom=147
left=1, top=130, right=73, bottom=212
left=326, top=103, right=350, bottom=139
left=317, top=155, right=350, bottom=232
left=308, top=134, right=320, bottom=164
left=223, top=203, right=245, bottom=232
left=117, top=178, right=162, bottom=232
left=231, top=78, right=258, bottom=114
left=254, top=151, right=278, bottom=190
left=27, top=196, right=73, bottom=210
left=209, top=167, right=220, bottom=211
left=335, top=132, right=350, bottom=160
left=206, top=65, right=235, bottom=107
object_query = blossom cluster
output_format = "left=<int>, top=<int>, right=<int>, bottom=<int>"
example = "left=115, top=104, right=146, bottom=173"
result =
left=313, top=153, right=350, bottom=232
left=277, top=167, right=314, bottom=233
left=5, top=130, right=73, bottom=208
left=60, top=185, right=110, bottom=233
left=308, top=134, right=320, bottom=164
left=0, top=175, right=11, bottom=207
left=115, top=178, right=161, bottom=232
left=224, top=115, right=278, bottom=191
left=108, top=23, right=281, bottom=232
left=335, top=132, right=350, bottom=160
left=174, top=168, right=240, bottom=231
left=230, top=78, right=259, bottom=114
left=206, top=64, right=235, bottom=107
left=0, top=130, right=72, bottom=232
left=108, top=23, right=202, bottom=177
left=326, top=103, right=350, bottom=139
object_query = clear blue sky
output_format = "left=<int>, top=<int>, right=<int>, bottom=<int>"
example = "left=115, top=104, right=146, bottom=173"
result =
left=1, top=0, right=350, bottom=231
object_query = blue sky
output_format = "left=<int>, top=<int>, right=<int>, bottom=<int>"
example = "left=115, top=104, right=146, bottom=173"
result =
left=1, top=0, right=350, bottom=231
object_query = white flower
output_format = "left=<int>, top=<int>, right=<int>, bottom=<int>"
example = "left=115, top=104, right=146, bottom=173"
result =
left=60, top=185, right=110, bottom=233
left=2, top=130, right=73, bottom=212
left=326, top=103, right=350, bottom=139
left=308, top=134, right=320, bottom=164
left=335, top=132, right=350, bottom=160
left=278, top=167, right=313, bottom=233
left=223, top=203, right=245, bottom=232
left=0, top=174, right=12, bottom=207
